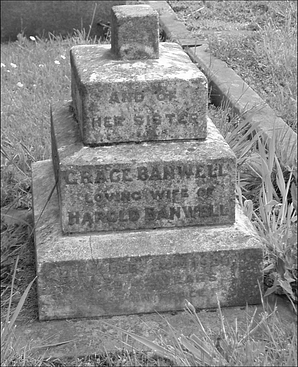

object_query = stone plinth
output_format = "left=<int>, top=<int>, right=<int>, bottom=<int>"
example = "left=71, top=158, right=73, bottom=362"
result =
left=32, top=160, right=263, bottom=321
left=70, top=43, right=208, bottom=145
left=51, top=103, right=235, bottom=234
left=111, top=5, right=159, bottom=60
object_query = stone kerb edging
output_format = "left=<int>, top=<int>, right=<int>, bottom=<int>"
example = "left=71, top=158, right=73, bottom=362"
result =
left=145, top=1, right=297, bottom=170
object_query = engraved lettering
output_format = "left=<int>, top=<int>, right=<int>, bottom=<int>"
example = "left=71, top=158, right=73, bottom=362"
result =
left=178, top=165, right=193, bottom=179
left=153, top=113, right=161, bottom=124
left=122, top=168, right=133, bottom=182
left=156, top=91, right=166, bottom=101
left=145, top=207, right=155, bottom=221
left=167, top=89, right=176, bottom=101
left=189, top=112, right=199, bottom=123
left=134, top=92, right=144, bottom=102
left=194, top=205, right=201, bottom=217
left=122, top=92, right=133, bottom=103
left=95, top=211, right=105, bottom=223
left=200, top=205, right=212, bottom=217
left=94, top=193, right=104, bottom=203
left=212, top=205, right=220, bottom=216
left=91, top=117, right=97, bottom=128
left=119, top=210, right=128, bottom=222
left=208, top=164, right=217, bottom=177
left=157, top=207, right=169, bottom=220
left=114, top=116, right=125, bottom=126
left=220, top=204, right=228, bottom=215
left=165, top=113, right=175, bottom=124
left=109, top=92, right=120, bottom=103
left=195, top=165, right=206, bottom=178
left=137, top=166, right=149, bottom=181
left=172, top=189, right=179, bottom=202
left=181, top=188, right=189, bottom=198
left=95, top=170, right=107, bottom=183
left=170, top=206, right=181, bottom=220
left=120, top=191, right=130, bottom=202
left=105, top=192, right=116, bottom=202
left=182, top=206, right=194, bottom=218
left=68, top=211, right=80, bottom=225
left=131, top=191, right=141, bottom=200
left=150, top=190, right=165, bottom=200
left=178, top=112, right=188, bottom=124
left=110, top=169, right=121, bottom=182
left=104, top=116, right=113, bottom=127
left=107, top=210, right=118, bottom=222
left=129, top=208, right=140, bottom=222
left=134, top=114, right=144, bottom=124
left=85, top=193, right=93, bottom=203
left=81, top=171, right=92, bottom=184
left=163, top=166, right=175, bottom=180
left=149, top=166, right=162, bottom=181
left=64, top=170, right=78, bottom=184
left=82, top=212, right=93, bottom=227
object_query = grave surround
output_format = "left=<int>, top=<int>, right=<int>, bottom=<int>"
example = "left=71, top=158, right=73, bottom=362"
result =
left=33, top=4, right=263, bottom=320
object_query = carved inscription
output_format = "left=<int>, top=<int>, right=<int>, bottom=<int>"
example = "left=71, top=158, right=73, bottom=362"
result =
left=92, top=112, right=200, bottom=128
left=68, top=204, right=228, bottom=227
left=63, top=163, right=225, bottom=184
left=91, top=88, right=200, bottom=129
left=62, top=162, right=233, bottom=231
left=52, top=252, right=235, bottom=296
left=109, top=89, right=177, bottom=104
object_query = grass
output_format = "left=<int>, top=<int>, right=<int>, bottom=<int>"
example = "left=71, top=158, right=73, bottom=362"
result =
left=169, top=0, right=297, bottom=132
left=105, top=294, right=297, bottom=367
left=1, top=2, right=297, bottom=365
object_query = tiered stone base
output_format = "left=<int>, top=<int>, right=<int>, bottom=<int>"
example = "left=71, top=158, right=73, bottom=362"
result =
left=32, top=161, right=263, bottom=321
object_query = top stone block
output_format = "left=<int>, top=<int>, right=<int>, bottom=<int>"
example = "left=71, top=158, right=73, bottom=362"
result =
left=111, top=5, right=159, bottom=60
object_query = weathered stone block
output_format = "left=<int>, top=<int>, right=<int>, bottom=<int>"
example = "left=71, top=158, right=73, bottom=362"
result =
left=32, top=160, right=263, bottom=320
left=70, top=42, right=208, bottom=144
left=111, top=5, right=159, bottom=60
left=51, top=103, right=235, bottom=234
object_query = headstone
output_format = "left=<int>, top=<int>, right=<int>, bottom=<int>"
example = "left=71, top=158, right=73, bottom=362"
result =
left=32, top=4, right=263, bottom=320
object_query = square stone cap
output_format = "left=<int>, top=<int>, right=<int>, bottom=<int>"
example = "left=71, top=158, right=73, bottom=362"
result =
left=112, top=4, right=157, bottom=17
left=111, top=4, right=159, bottom=60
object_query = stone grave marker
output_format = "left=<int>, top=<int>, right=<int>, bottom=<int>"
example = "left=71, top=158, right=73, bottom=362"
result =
left=32, top=4, right=263, bottom=320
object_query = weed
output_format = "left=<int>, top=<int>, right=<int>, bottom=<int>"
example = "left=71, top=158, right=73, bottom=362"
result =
left=105, top=294, right=297, bottom=366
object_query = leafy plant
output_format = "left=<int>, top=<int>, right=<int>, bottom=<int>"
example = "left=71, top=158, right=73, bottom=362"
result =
left=104, top=294, right=297, bottom=366
left=237, top=132, right=297, bottom=313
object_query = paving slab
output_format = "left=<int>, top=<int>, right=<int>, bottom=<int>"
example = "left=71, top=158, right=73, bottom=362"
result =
left=51, top=103, right=236, bottom=234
